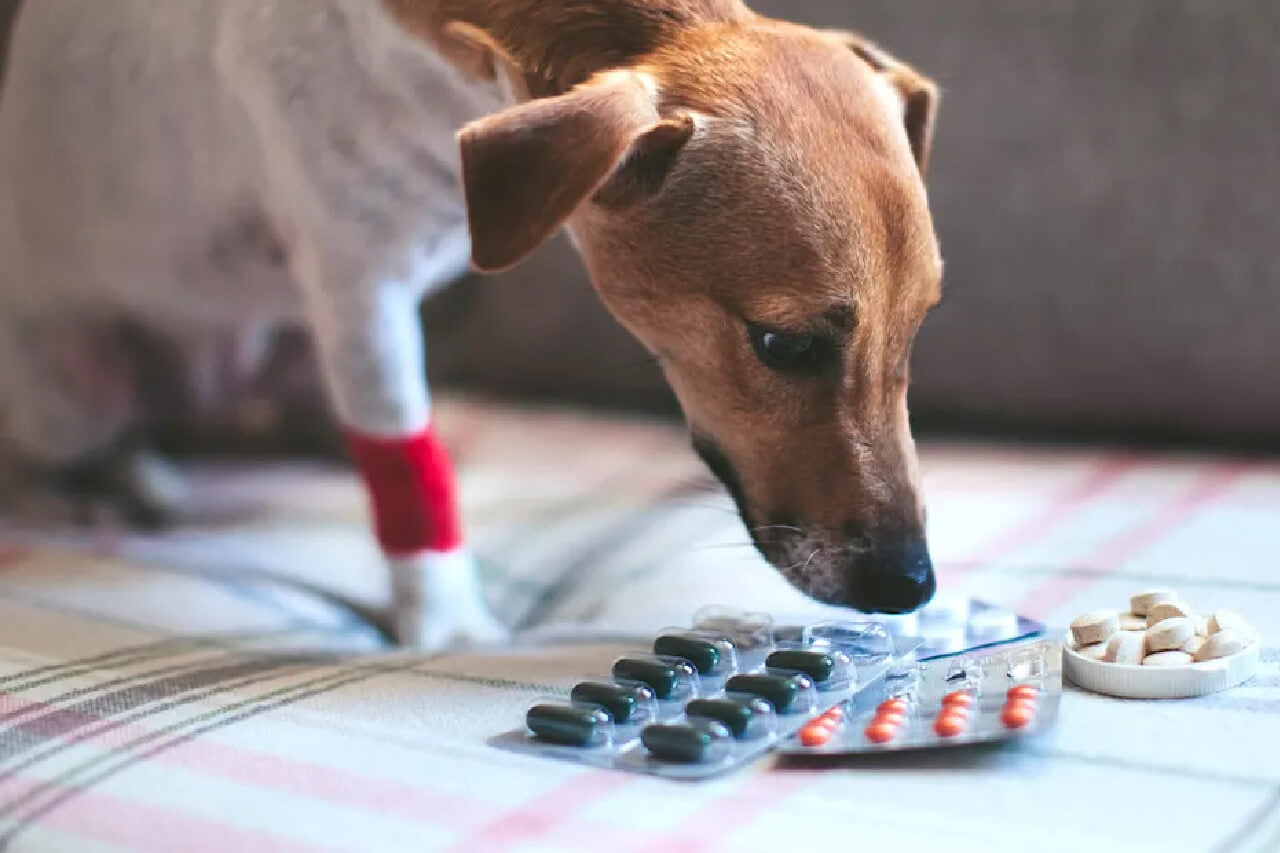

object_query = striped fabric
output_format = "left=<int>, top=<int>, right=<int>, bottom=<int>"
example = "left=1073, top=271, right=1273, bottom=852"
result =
left=0, top=394, right=1277, bottom=852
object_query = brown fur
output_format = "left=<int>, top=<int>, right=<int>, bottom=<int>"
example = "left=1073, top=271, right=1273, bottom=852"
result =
left=390, top=0, right=944, bottom=610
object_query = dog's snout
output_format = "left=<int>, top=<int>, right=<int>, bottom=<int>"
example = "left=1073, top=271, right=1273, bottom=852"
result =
left=844, top=533, right=936, bottom=614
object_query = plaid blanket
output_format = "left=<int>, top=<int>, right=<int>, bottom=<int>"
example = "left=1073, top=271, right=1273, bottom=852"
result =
left=0, top=395, right=1277, bottom=852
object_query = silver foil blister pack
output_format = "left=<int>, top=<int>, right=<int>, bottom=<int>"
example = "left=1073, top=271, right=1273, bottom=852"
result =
left=491, top=598, right=1051, bottom=779
left=880, top=594, right=1046, bottom=661
left=776, top=639, right=1062, bottom=755
left=491, top=606, right=920, bottom=779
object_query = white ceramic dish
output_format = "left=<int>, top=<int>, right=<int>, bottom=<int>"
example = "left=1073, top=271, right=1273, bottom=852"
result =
left=1062, top=631, right=1260, bottom=699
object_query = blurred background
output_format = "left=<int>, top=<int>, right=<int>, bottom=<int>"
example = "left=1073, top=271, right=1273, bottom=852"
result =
left=1, top=0, right=1277, bottom=455
left=416, top=0, right=1280, bottom=450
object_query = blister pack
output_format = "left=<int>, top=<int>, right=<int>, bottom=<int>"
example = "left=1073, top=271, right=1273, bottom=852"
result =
left=880, top=594, right=1045, bottom=661
left=491, top=606, right=922, bottom=779
left=776, top=638, right=1062, bottom=754
left=492, top=599, right=1052, bottom=778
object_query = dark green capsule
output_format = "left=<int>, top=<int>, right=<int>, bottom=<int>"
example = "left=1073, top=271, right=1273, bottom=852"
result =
left=653, top=634, right=721, bottom=675
left=766, top=649, right=836, bottom=683
left=684, top=698, right=758, bottom=738
left=526, top=704, right=609, bottom=747
left=725, top=673, right=810, bottom=713
left=570, top=681, right=639, bottom=724
left=641, top=723, right=728, bottom=763
left=612, top=658, right=680, bottom=699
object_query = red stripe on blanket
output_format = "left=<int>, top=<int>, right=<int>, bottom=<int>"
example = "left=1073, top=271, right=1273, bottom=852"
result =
left=945, top=454, right=1138, bottom=581
left=1015, top=461, right=1249, bottom=619
left=443, top=769, right=631, bottom=851
left=18, top=783, right=327, bottom=853
left=636, top=769, right=819, bottom=852
left=343, top=426, right=463, bottom=555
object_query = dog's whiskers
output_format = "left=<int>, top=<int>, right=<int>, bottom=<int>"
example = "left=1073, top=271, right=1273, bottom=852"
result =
left=748, top=523, right=802, bottom=536
left=666, top=501, right=740, bottom=516
left=693, top=541, right=756, bottom=552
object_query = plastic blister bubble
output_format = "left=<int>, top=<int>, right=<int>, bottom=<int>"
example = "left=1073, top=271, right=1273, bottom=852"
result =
left=685, top=696, right=777, bottom=741
left=611, top=655, right=700, bottom=705
left=641, top=718, right=735, bottom=765
left=944, top=656, right=984, bottom=697
left=653, top=628, right=740, bottom=681
left=875, top=612, right=920, bottom=638
left=1006, top=646, right=1048, bottom=686
left=570, top=679, right=660, bottom=727
left=968, top=608, right=1021, bottom=643
left=526, top=701, right=614, bottom=749
left=919, top=593, right=971, bottom=625
left=803, top=620, right=895, bottom=660
left=725, top=672, right=817, bottom=716
left=883, top=659, right=923, bottom=704
left=919, top=622, right=968, bottom=655
left=765, top=647, right=855, bottom=692
left=691, top=606, right=776, bottom=668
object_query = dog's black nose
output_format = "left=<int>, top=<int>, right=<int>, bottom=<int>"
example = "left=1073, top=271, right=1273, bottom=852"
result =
left=845, top=534, right=936, bottom=614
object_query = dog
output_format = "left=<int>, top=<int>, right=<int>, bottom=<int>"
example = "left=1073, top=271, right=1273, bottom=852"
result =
left=0, top=0, right=943, bottom=649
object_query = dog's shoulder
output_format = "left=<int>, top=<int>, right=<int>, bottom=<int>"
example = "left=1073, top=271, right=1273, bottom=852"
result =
left=214, top=1, right=500, bottom=258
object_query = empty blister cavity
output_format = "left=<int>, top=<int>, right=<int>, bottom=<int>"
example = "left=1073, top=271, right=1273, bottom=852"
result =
left=526, top=703, right=614, bottom=748
left=804, top=620, right=895, bottom=660
left=876, top=612, right=921, bottom=638
left=919, top=623, right=967, bottom=654
left=1006, top=647, right=1047, bottom=686
left=766, top=648, right=855, bottom=692
left=883, top=660, right=922, bottom=703
left=945, top=657, right=984, bottom=696
left=968, top=608, right=1020, bottom=642
left=653, top=630, right=739, bottom=679
left=641, top=718, right=735, bottom=764
left=570, top=680, right=659, bottom=727
left=611, top=656, right=700, bottom=704
left=725, top=673, right=817, bottom=715
left=919, top=594, right=971, bottom=625
left=685, top=697, right=777, bottom=740
left=691, top=606, right=775, bottom=667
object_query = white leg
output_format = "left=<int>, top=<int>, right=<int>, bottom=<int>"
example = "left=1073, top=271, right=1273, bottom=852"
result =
left=301, top=273, right=506, bottom=650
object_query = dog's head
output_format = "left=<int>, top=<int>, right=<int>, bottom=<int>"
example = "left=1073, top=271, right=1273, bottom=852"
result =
left=430, top=3, right=942, bottom=613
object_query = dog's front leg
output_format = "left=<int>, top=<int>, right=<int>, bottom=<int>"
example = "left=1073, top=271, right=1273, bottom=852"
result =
left=301, top=273, right=507, bottom=650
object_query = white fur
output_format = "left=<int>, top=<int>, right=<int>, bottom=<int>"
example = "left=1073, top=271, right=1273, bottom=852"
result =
left=390, top=549, right=508, bottom=650
left=0, top=0, right=508, bottom=648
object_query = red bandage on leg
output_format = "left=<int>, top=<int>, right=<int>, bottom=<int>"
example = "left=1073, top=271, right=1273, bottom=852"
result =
left=343, top=426, right=463, bottom=555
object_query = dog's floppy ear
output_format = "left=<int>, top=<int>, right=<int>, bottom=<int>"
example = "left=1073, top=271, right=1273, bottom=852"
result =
left=828, top=32, right=938, bottom=175
left=458, top=70, right=693, bottom=272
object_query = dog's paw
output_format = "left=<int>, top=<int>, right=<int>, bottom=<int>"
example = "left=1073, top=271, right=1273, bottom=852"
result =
left=0, top=446, right=188, bottom=530
left=406, top=605, right=510, bottom=652
left=388, top=549, right=510, bottom=651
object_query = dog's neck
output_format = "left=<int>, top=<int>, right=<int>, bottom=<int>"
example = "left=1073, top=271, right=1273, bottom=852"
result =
left=383, top=0, right=747, bottom=95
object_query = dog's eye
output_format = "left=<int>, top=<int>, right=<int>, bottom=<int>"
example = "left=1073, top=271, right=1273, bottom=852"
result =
left=747, top=325, right=831, bottom=375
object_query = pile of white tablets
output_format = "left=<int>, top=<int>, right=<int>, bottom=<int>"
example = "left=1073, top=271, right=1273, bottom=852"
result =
left=1063, top=590, right=1261, bottom=698
left=1070, top=590, right=1257, bottom=667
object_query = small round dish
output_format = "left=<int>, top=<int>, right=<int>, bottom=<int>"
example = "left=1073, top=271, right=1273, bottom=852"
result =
left=1062, top=632, right=1260, bottom=699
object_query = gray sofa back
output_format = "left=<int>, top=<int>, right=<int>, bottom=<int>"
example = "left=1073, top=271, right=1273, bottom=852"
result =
left=425, top=0, right=1280, bottom=446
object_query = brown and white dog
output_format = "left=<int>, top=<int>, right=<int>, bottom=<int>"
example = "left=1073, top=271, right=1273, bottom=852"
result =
left=0, top=0, right=943, bottom=648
